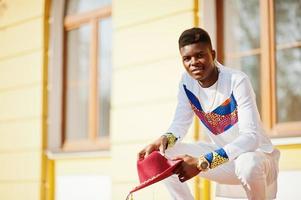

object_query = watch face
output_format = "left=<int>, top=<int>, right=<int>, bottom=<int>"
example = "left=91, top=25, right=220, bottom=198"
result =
left=201, top=161, right=209, bottom=169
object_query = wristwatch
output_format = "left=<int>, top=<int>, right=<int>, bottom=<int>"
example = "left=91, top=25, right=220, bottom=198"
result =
left=197, top=155, right=210, bottom=172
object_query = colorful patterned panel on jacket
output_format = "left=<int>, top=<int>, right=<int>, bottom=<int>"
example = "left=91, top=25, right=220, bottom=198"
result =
left=183, top=84, right=238, bottom=135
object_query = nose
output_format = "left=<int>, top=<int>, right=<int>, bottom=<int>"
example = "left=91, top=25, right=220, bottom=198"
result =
left=190, top=57, right=198, bottom=66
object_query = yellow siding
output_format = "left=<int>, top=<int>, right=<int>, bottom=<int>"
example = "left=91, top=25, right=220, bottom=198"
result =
left=111, top=101, right=177, bottom=143
left=111, top=143, right=141, bottom=182
left=0, top=85, right=42, bottom=120
left=278, top=146, right=301, bottom=170
left=111, top=57, right=187, bottom=144
left=0, top=151, right=41, bottom=181
left=113, top=0, right=194, bottom=28
left=0, top=119, right=42, bottom=151
left=0, top=0, right=45, bottom=199
left=0, top=51, right=43, bottom=90
left=0, top=18, right=43, bottom=59
left=0, top=0, right=43, bottom=28
left=111, top=0, right=196, bottom=198
left=0, top=182, right=40, bottom=200
left=114, top=12, right=194, bottom=68
left=112, top=58, right=184, bottom=108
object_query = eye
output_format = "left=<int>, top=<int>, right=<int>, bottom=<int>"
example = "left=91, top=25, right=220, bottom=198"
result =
left=183, top=57, right=190, bottom=62
left=197, top=53, right=205, bottom=58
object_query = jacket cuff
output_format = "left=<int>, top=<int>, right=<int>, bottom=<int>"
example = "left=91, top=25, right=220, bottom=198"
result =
left=204, top=148, right=229, bottom=169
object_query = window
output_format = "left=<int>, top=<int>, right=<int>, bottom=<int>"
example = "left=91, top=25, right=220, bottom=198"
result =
left=274, top=0, right=301, bottom=123
left=48, top=0, right=112, bottom=151
left=273, top=0, right=301, bottom=135
left=207, top=0, right=301, bottom=137
left=222, top=0, right=262, bottom=111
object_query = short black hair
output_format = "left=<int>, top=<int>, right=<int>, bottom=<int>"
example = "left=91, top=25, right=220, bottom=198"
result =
left=178, top=27, right=212, bottom=49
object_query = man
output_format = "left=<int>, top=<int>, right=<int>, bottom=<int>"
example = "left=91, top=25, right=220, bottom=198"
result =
left=138, top=27, right=280, bottom=200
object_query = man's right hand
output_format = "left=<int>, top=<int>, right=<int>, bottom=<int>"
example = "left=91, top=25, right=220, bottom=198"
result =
left=137, top=135, right=168, bottom=160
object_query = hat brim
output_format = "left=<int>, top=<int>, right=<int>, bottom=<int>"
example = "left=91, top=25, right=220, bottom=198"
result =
left=129, top=159, right=182, bottom=193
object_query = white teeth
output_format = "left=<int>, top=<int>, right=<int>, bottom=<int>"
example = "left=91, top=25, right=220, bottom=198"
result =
left=192, top=69, right=203, bottom=72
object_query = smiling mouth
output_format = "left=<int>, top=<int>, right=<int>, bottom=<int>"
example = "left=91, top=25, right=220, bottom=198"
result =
left=192, top=68, right=205, bottom=73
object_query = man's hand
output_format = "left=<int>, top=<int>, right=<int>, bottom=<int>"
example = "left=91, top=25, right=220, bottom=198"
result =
left=137, top=135, right=168, bottom=160
left=172, top=155, right=201, bottom=182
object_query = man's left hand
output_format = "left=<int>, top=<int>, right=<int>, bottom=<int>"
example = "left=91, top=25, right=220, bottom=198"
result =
left=172, top=155, right=201, bottom=182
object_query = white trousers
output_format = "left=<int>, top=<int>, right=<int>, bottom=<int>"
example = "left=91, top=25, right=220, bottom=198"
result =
left=163, top=142, right=280, bottom=200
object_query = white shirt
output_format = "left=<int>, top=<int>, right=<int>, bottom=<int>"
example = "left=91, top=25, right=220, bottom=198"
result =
left=167, top=62, right=274, bottom=161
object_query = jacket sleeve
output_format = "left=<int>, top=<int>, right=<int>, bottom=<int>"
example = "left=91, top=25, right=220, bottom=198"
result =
left=166, top=75, right=194, bottom=142
left=223, top=75, right=261, bottom=161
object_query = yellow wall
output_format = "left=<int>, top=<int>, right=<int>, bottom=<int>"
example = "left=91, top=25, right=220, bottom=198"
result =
left=277, top=144, right=301, bottom=170
left=0, top=0, right=46, bottom=199
left=111, top=0, right=197, bottom=199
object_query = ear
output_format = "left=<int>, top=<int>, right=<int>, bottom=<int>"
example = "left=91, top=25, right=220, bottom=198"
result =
left=211, top=50, right=216, bottom=61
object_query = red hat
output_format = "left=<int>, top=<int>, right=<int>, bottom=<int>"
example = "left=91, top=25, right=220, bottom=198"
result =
left=129, top=151, right=182, bottom=195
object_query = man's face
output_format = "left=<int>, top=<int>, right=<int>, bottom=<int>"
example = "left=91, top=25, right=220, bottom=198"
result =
left=180, top=43, right=216, bottom=82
